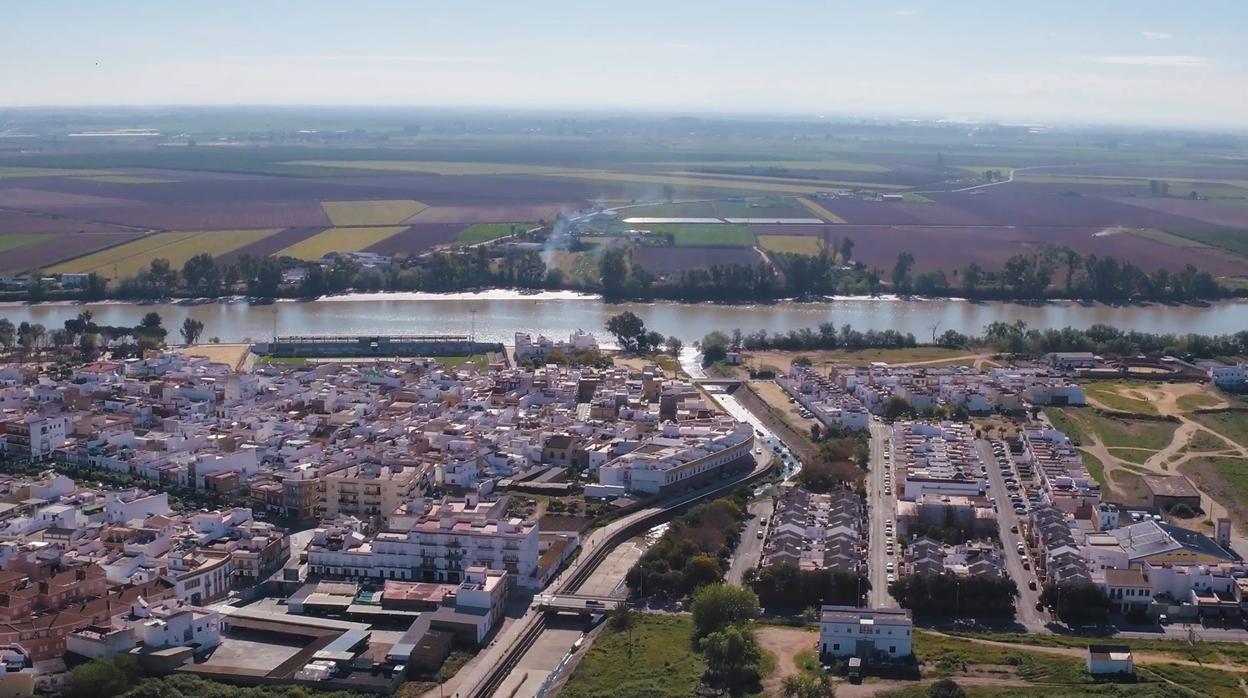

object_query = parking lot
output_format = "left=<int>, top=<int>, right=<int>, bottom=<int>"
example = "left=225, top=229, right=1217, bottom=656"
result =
left=976, top=438, right=1046, bottom=630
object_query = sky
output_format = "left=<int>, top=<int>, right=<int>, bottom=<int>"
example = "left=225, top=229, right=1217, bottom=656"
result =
left=3, top=1, right=1246, bottom=129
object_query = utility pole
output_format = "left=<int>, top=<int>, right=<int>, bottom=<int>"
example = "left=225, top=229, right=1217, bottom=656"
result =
left=469, top=309, right=477, bottom=344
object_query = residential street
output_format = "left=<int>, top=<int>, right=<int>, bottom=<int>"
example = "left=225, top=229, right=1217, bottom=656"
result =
left=868, top=420, right=898, bottom=609
left=728, top=498, right=775, bottom=585
left=975, top=438, right=1046, bottom=631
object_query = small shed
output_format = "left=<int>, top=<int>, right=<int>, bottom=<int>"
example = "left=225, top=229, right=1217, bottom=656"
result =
left=1087, top=644, right=1135, bottom=676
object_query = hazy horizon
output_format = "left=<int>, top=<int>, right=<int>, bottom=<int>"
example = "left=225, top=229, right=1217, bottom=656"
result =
left=4, top=1, right=1246, bottom=130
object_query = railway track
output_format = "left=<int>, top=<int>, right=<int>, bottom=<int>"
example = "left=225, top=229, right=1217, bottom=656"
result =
left=463, top=456, right=775, bottom=698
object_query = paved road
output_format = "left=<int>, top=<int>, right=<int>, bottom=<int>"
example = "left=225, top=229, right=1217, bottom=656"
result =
left=728, top=498, right=775, bottom=585
left=975, top=439, right=1045, bottom=631
left=455, top=451, right=775, bottom=698
left=868, top=421, right=898, bottom=609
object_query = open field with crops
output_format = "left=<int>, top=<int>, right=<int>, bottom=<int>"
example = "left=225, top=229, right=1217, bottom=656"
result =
left=48, top=228, right=282, bottom=277
left=758, top=234, right=823, bottom=255
left=0, top=124, right=1247, bottom=280
left=632, top=245, right=763, bottom=274
left=642, top=223, right=756, bottom=247
left=320, top=199, right=427, bottom=226
left=277, top=226, right=408, bottom=260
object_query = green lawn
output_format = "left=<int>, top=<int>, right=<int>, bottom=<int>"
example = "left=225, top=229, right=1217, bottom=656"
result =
left=0, top=233, right=56, bottom=252
left=646, top=223, right=757, bottom=247
left=945, top=630, right=1248, bottom=666
left=1197, top=412, right=1248, bottom=449
left=1081, top=450, right=1107, bottom=488
left=901, top=192, right=934, bottom=203
left=259, top=356, right=308, bottom=366
left=1081, top=381, right=1160, bottom=415
left=1209, top=457, right=1248, bottom=501
left=432, top=354, right=488, bottom=368
left=1107, top=447, right=1157, bottom=465
left=561, top=615, right=707, bottom=698
left=456, top=222, right=531, bottom=244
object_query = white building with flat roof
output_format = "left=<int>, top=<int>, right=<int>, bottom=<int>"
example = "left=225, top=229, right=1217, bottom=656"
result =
left=819, top=605, right=912, bottom=660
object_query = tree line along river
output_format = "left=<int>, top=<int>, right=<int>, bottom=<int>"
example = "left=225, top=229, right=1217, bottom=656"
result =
left=0, top=290, right=1245, bottom=345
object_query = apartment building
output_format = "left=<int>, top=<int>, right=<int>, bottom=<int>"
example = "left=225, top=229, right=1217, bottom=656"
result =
left=321, top=463, right=428, bottom=524
left=597, top=419, right=754, bottom=495
left=308, top=495, right=542, bottom=588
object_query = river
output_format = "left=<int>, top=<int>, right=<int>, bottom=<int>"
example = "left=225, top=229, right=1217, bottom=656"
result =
left=0, top=290, right=1243, bottom=344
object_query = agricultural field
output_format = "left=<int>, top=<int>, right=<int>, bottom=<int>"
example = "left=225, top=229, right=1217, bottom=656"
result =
left=795, top=197, right=847, bottom=223
left=277, top=226, right=408, bottom=260
left=621, top=197, right=812, bottom=220
left=631, top=245, right=762, bottom=275
left=758, top=234, right=823, bottom=256
left=320, top=199, right=427, bottom=226
left=0, top=233, right=56, bottom=253
left=1196, top=412, right=1248, bottom=449
left=644, top=223, right=756, bottom=247
left=0, top=121, right=1247, bottom=281
left=48, top=229, right=283, bottom=277
left=455, top=223, right=528, bottom=244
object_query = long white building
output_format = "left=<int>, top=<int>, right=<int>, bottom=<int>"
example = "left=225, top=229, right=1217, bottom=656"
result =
left=597, top=419, right=754, bottom=495
left=819, top=605, right=913, bottom=659
left=307, top=495, right=542, bottom=588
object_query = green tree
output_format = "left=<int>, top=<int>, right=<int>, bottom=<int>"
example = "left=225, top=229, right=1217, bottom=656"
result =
left=700, top=624, right=762, bottom=684
left=684, top=553, right=724, bottom=590
left=892, top=252, right=915, bottom=294
left=599, top=248, right=628, bottom=297
left=663, top=335, right=683, bottom=356
left=180, top=317, right=205, bottom=345
left=605, top=311, right=647, bottom=353
left=880, top=396, right=914, bottom=421
left=0, top=319, right=14, bottom=351
left=839, top=237, right=855, bottom=265
left=690, top=584, right=760, bottom=639
left=83, top=272, right=109, bottom=300
left=66, top=657, right=137, bottom=698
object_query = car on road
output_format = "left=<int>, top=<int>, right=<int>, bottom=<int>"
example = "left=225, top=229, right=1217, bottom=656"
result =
left=757, top=529, right=764, bottom=539
left=1028, top=579, right=1037, bottom=590
left=886, top=573, right=895, bottom=583
left=1010, top=524, right=1018, bottom=533
left=886, top=562, right=895, bottom=573
left=1017, top=543, right=1026, bottom=554
left=886, top=546, right=894, bottom=555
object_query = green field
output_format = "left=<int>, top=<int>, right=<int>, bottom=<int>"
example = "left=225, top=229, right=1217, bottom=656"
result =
left=0, top=233, right=56, bottom=253
left=646, top=224, right=756, bottom=247
left=278, top=226, right=407, bottom=260
left=1177, top=391, right=1222, bottom=411
left=621, top=197, right=811, bottom=219
left=69, top=174, right=169, bottom=184
left=1167, top=228, right=1248, bottom=258
left=432, top=354, right=488, bottom=368
left=455, top=223, right=529, bottom=244
left=901, top=192, right=934, bottom=203
left=1128, top=227, right=1214, bottom=248
left=1081, top=381, right=1160, bottom=415
left=944, top=630, right=1248, bottom=666
left=321, top=200, right=427, bottom=226
left=667, top=159, right=891, bottom=173
left=1081, top=451, right=1107, bottom=487
left=1196, top=412, right=1248, bottom=449
left=1047, top=407, right=1176, bottom=452
left=48, top=229, right=282, bottom=278
left=758, top=234, right=823, bottom=256
left=561, top=615, right=708, bottom=698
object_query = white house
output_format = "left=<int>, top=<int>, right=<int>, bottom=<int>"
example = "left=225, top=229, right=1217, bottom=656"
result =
left=819, top=606, right=912, bottom=660
left=1087, top=645, right=1134, bottom=676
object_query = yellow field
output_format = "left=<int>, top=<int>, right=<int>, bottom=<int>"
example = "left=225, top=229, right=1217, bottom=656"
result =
left=69, top=174, right=169, bottom=184
left=0, top=167, right=114, bottom=179
left=290, top=161, right=900, bottom=195
left=277, top=226, right=407, bottom=260
left=289, top=160, right=597, bottom=176
left=320, top=200, right=428, bottom=226
left=796, top=197, right=847, bottom=223
left=48, top=229, right=281, bottom=278
left=758, top=234, right=824, bottom=256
